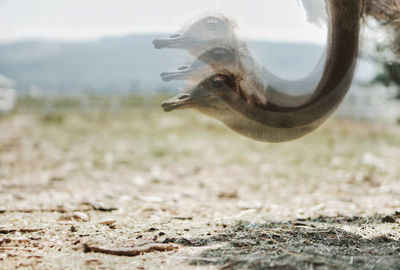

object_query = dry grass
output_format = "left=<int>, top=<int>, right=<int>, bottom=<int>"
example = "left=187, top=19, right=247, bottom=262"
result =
left=1, top=104, right=400, bottom=269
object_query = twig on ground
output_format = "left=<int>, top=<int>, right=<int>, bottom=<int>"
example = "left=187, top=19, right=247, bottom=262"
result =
left=0, top=228, right=43, bottom=234
left=0, top=247, right=36, bottom=252
left=1, top=204, right=117, bottom=214
left=81, top=201, right=118, bottom=212
left=83, top=242, right=179, bottom=257
left=3, top=208, right=91, bottom=213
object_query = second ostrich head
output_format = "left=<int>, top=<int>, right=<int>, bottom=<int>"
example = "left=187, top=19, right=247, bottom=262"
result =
left=160, top=47, right=239, bottom=81
left=153, top=14, right=237, bottom=55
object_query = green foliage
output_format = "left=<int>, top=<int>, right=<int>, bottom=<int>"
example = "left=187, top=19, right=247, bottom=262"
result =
left=372, top=61, right=400, bottom=99
left=367, top=3, right=400, bottom=99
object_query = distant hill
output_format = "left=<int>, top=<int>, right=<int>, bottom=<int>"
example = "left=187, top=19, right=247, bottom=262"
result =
left=0, top=34, right=374, bottom=94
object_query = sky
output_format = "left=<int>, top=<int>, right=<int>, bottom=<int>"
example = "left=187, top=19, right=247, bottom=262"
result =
left=0, top=0, right=327, bottom=44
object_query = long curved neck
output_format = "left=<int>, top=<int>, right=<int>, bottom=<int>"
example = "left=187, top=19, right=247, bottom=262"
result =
left=268, top=0, right=361, bottom=112
left=194, top=97, right=319, bottom=143
left=215, top=0, right=362, bottom=128
left=256, top=0, right=361, bottom=113
left=309, top=0, right=361, bottom=102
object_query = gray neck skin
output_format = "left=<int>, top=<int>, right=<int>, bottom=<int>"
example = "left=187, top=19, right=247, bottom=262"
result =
left=194, top=98, right=318, bottom=143
left=211, top=0, right=361, bottom=128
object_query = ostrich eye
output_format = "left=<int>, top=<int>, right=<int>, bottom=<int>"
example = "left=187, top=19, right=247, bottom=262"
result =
left=211, top=77, right=225, bottom=88
left=211, top=48, right=229, bottom=61
left=204, top=17, right=221, bottom=31
left=178, top=94, right=189, bottom=100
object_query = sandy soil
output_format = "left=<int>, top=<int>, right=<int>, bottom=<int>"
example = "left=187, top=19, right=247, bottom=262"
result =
left=0, top=109, right=400, bottom=269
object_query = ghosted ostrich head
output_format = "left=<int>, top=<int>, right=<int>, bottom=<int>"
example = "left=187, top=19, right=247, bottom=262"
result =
left=153, top=14, right=237, bottom=55
left=160, top=47, right=239, bottom=81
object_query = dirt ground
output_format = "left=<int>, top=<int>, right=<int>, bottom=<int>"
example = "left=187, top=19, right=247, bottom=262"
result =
left=1, top=107, right=400, bottom=269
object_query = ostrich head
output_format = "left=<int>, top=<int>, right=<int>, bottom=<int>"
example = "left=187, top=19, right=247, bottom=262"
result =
left=153, top=14, right=236, bottom=54
left=160, top=47, right=238, bottom=81
left=161, top=83, right=223, bottom=113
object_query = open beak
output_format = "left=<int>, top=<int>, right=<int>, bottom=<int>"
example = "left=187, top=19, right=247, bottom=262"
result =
left=161, top=93, right=191, bottom=112
left=153, top=33, right=189, bottom=49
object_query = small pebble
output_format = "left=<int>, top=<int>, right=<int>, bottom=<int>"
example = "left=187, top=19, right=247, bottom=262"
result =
left=58, top=212, right=90, bottom=222
left=382, top=216, right=396, bottom=223
left=98, top=219, right=116, bottom=225
left=218, top=191, right=238, bottom=199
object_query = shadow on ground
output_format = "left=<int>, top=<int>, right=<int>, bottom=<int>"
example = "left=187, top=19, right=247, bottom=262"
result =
left=165, top=215, right=400, bottom=270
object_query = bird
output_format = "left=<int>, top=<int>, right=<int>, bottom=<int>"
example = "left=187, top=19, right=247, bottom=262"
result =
left=156, top=0, right=363, bottom=140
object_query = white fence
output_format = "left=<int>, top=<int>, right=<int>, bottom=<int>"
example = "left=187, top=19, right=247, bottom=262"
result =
left=0, top=75, right=17, bottom=114
left=335, top=84, right=400, bottom=123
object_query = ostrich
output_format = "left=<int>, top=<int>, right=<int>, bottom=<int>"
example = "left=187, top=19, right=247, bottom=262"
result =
left=156, top=0, right=363, bottom=140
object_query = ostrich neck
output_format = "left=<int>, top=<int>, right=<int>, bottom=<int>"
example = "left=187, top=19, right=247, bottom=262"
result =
left=215, top=0, right=361, bottom=128
left=195, top=98, right=321, bottom=143
left=264, top=0, right=361, bottom=112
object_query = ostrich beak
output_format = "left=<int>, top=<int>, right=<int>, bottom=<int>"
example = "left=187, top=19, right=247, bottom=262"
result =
left=160, top=65, right=194, bottom=81
left=160, top=61, right=208, bottom=81
left=153, top=33, right=190, bottom=49
left=161, top=93, right=192, bottom=112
